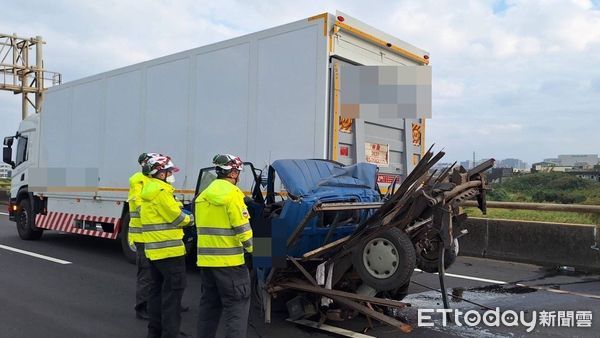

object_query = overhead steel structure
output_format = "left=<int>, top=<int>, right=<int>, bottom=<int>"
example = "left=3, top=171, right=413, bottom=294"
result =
left=0, top=34, right=61, bottom=119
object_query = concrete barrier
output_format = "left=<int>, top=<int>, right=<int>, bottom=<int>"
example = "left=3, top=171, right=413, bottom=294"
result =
left=458, top=217, right=600, bottom=272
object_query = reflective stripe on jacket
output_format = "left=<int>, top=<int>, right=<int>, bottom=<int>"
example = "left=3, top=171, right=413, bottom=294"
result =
left=127, top=172, right=148, bottom=244
left=195, top=179, right=253, bottom=267
left=141, top=178, right=192, bottom=260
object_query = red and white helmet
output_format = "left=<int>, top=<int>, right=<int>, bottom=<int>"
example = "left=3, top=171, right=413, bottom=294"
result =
left=146, top=155, right=179, bottom=175
left=213, top=154, right=243, bottom=174
left=138, top=152, right=161, bottom=165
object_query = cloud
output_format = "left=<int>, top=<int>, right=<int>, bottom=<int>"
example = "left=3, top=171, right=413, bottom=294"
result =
left=0, top=0, right=598, bottom=166
left=434, top=79, right=464, bottom=99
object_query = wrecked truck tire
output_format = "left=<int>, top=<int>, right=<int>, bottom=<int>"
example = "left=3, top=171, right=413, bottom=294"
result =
left=352, top=227, right=416, bottom=292
left=416, top=238, right=459, bottom=273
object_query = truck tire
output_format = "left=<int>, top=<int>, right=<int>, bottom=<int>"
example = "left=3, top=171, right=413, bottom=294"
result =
left=416, top=238, right=459, bottom=273
left=352, top=227, right=416, bottom=292
left=16, top=199, right=43, bottom=240
left=119, top=213, right=137, bottom=265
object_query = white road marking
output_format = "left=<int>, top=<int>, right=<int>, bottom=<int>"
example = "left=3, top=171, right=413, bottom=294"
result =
left=0, top=212, right=9, bottom=216
left=0, top=244, right=72, bottom=265
left=414, top=268, right=507, bottom=285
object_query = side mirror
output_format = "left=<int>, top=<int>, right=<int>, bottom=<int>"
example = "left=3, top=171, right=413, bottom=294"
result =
left=3, top=146, right=14, bottom=169
left=3, top=136, right=13, bottom=147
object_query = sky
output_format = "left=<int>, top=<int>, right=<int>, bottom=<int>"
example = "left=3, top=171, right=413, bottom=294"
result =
left=0, top=0, right=599, bottom=165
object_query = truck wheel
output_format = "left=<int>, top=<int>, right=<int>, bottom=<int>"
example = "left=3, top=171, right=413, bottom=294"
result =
left=416, top=238, right=459, bottom=273
left=119, top=213, right=137, bottom=265
left=352, top=227, right=416, bottom=292
left=16, top=199, right=43, bottom=240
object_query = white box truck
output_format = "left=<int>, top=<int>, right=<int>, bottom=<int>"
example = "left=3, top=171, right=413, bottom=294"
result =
left=3, top=12, right=430, bottom=260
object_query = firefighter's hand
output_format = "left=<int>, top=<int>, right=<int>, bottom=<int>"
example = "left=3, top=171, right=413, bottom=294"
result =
left=181, top=209, right=194, bottom=226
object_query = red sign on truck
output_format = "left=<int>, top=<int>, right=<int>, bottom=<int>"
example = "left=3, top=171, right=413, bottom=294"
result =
left=377, top=174, right=400, bottom=185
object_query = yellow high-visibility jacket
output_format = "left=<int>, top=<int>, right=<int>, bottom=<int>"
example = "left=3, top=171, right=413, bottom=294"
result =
left=141, top=178, right=192, bottom=261
left=195, top=179, right=253, bottom=267
left=127, top=172, right=148, bottom=244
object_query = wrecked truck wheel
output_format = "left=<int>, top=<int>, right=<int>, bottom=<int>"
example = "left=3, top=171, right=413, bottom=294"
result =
left=416, top=238, right=459, bottom=273
left=352, top=227, right=416, bottom=292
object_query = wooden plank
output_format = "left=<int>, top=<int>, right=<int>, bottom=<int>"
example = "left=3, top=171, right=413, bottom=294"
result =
left=287, top=319, right=376, bottom=338
left=302, top=235, right=351, bottom=259
left=288, top=257, right=318, bottom=286
left=331, top=296, right=413, bottom=333
left=277, top=282, right=408, bottom=309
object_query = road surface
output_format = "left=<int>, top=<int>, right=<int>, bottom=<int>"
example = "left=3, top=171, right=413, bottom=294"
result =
left=0, top=213, right=598, bottom=337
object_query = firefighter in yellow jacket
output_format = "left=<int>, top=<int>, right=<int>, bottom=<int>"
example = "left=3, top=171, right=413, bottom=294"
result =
left=140, top=155, right=192, bottom=338
left=128, top=152, right=157, bottom=320
left=195, top=154, right=253, bottom=338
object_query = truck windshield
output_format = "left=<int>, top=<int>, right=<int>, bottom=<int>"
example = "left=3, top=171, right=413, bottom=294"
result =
left=15, top=136, right=28, bottom=167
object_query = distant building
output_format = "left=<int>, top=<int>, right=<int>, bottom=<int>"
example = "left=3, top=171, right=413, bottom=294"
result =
left=531, top=162, right=571, bottom=173
left=0, top=163, right=11, bottom=179
left=543, top=158, right=560, bottom=165
left=497, top=158, right=527, bottom=170
left=557, top=154, right=598, bottom=167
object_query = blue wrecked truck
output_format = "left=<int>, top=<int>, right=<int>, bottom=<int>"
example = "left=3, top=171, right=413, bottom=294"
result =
left=194, top=153, right=491, bottom=331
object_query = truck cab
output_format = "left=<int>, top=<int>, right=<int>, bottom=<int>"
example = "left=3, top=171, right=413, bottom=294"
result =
left=3, top=115, right=44, bottom=238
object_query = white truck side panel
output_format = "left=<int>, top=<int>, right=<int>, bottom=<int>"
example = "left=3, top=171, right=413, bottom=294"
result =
left=255, top=25, right=322, bottom=161
left=191, top=43, right=250, bottom=174
left=35, top=17, right=328, bottom=211
left=27, top=13, right=430, bottom=224
left=40, top=89, right=70, bottom=167
left=144, top=57, right=191, bottom=183
left=103, top=70, right=143, bottom=192
left=71, top=79, right=104, bottom=169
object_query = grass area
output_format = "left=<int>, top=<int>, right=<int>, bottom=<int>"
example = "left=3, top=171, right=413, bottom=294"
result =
left=0, top=178, right=10, bottom=191
left=472, top=172, right=600, bottom=224
left=465, top=207, right=597, bottom=225
left=489, top=172, right=600, bottom=205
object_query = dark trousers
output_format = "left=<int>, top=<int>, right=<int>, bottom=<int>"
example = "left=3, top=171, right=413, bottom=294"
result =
left=197, top=265, right=251, bottom=338
left=147, top=256, right=187, bottom=338
left=135, top=243, right=152, bottom=312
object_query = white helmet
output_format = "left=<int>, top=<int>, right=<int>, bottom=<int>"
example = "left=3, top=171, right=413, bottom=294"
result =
left=212, top=154, right=243, bottom=175
left=145, top=155, right=179, bottom=175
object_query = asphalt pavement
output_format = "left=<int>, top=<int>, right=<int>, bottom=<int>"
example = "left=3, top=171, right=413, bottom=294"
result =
left=0, top=213, right=599, bottom=338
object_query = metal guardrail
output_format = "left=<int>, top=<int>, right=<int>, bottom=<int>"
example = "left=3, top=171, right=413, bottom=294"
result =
left=463, top=200, right=600, bottom=213
left=463, top=200, right=600, bottom=251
